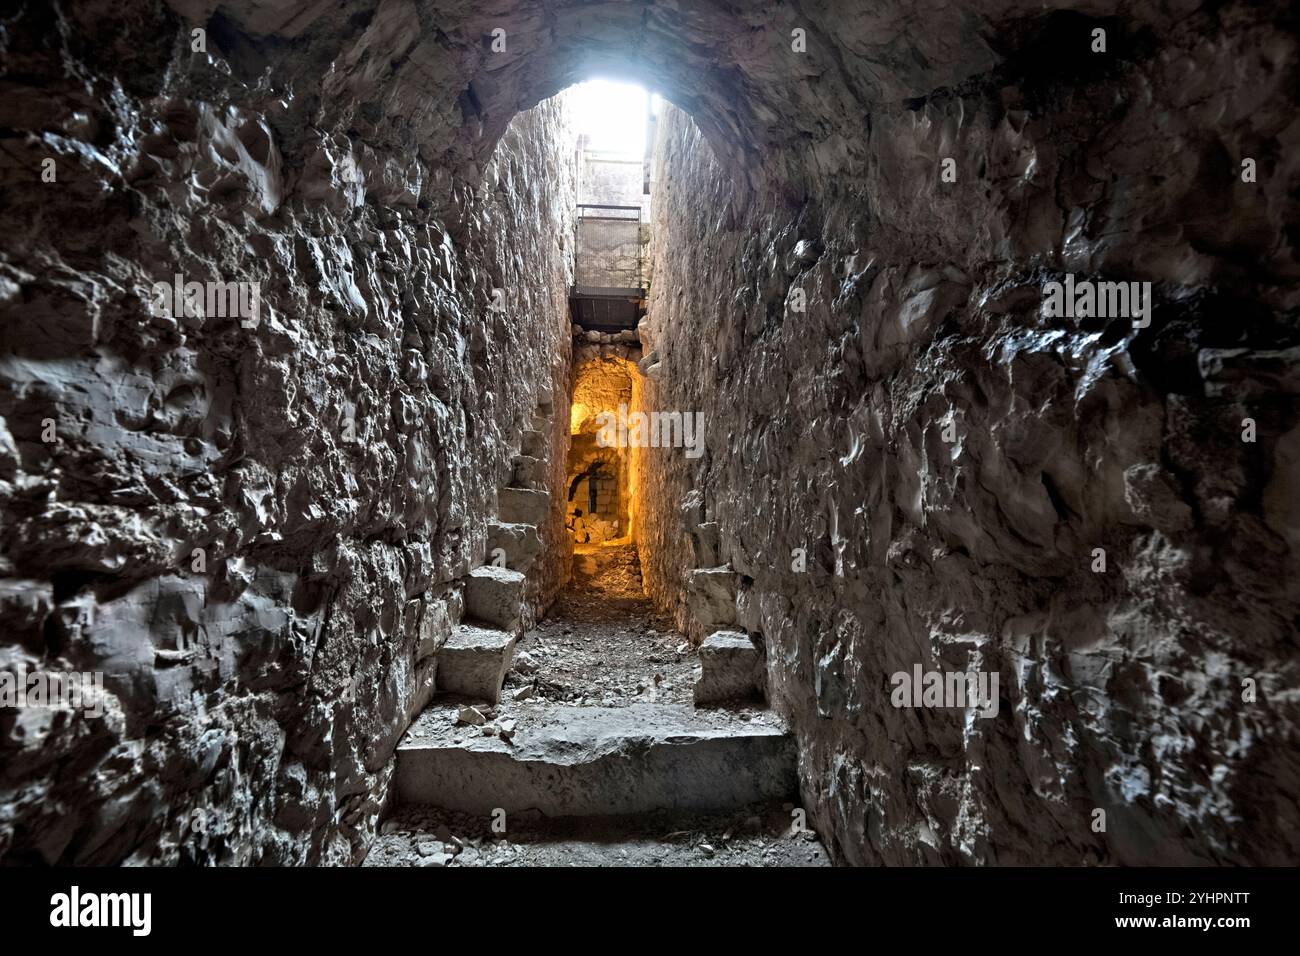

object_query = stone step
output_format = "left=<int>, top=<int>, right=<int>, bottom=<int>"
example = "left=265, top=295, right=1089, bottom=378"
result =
left=694, top=630, right=766, bottom=705
left=520, top=428, right=546, bottom=458
left=435, top=624, right=518, bottom=704
left=485, top=520, right=541, bottom=572
left=364, top=798, right=831, bottom=867
left=684, top=565, right=738, bottom=642
left=510, top=454, right=547, bottom=490
left=395, top=703, right=797, bottom=816
left=464, top=565, right=526, bottom=632
left=498, top=486, right=549, bottom=525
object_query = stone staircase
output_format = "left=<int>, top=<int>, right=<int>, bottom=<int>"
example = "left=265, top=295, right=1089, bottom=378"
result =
left=430, top=399, right=556, bottom=707
left=390, top=394, right=801, bottom=840
left=464, top=565, right=527, bottom=632
left=435, top=624, right=518, bottom=703
left=485, top=520, right=540, bottom=573
left=496, top=486, right=550, bottom=526
left=693, top=630, right=766, bottom=704
left=395, top=636, right=794, bottom=827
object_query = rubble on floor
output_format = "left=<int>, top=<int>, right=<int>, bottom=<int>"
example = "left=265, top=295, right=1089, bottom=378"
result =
left=503, top=543, right=700, bottom=707
left=364, top=800, right=831, bottom=867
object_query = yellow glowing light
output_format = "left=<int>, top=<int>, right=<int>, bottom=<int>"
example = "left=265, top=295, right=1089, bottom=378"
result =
left=570, top=402, right=591, bottom=434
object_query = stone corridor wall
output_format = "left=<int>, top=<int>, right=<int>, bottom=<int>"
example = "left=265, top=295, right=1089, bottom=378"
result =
left=638, top=5, right=1299, bottom=864
left=0, top=3, right=574, bottom=864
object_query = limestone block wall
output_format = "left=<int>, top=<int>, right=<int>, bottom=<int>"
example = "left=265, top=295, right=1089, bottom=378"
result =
left=579, top=154, right=647, bottom=212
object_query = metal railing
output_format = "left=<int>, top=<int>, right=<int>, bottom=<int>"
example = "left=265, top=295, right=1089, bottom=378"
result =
left=576, top=203, right=642, bottom=221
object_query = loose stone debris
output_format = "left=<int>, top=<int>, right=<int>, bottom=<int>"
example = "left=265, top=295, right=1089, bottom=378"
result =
left=365, top=801, right=830, bottom=868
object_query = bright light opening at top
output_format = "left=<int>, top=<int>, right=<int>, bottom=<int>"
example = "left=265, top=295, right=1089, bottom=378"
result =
left=568, top=79, right=650, bottom=158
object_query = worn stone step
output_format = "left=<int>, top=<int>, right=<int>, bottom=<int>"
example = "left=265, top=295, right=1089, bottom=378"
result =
left=510, top=454, right=547, bottom=490
left=498, top=486, right=549, bottom=525
left=395, top=703, right=797, bottom=816
left=464, top=565, right=526, bottom=632
left=485, top=519, right=541, bottom=573
left=435, top=624, right=518, bottom=704
left=520, top=428, right=546, bottom=458
left=684, top=565, right=738, bottom=642
left=364, top=798, right=832, bottom=867
left=694, top=630, right=766, bottom=705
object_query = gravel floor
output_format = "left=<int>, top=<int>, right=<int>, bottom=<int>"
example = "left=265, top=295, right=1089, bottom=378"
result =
left=507, top=542, right=698, bottom=708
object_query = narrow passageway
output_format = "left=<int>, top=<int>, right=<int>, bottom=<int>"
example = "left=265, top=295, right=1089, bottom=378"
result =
left=369, top=85, right=819, bottom=864
left=385, top=173, right=816, bottom=866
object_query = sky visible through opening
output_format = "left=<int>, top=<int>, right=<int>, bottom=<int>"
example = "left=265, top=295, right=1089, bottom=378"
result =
left=567, top=79, right=658, bottom=157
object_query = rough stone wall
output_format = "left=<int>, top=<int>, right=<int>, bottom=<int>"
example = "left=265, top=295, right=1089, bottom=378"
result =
left=639, top=3, right=1299, bottom=865
left=533, top=343, right=576, bottom=618
left=0, top=3, right=573, bottom=864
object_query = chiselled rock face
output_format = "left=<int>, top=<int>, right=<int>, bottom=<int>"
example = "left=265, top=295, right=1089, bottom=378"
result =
left=0, top=1, right=577, bottom=865
left=0, top=0, right=1297, bottom=866
left=637, top=9, right=1300, bottom=862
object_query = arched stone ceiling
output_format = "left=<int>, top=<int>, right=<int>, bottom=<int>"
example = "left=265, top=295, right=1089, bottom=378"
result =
left=162, top=0, right=1055, bottom=179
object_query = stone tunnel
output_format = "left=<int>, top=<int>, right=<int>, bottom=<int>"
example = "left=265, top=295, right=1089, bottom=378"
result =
left=0, top=0, right=1297, bottom=875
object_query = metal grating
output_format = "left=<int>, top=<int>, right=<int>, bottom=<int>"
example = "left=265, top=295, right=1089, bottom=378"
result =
left=569, top=286, right=644, bottom=332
